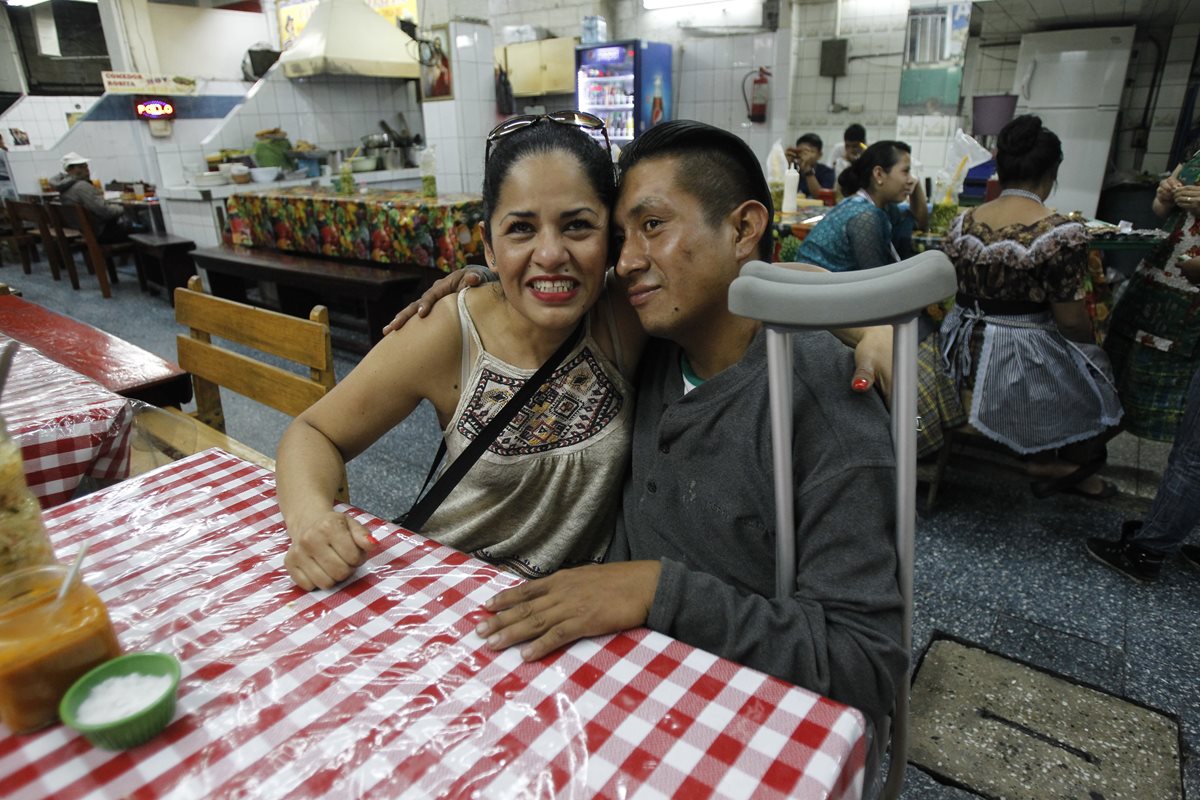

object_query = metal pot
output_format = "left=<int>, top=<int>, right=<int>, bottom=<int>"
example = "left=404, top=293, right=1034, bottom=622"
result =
left=382, top=147, right=405, bottom=170
left=401, top=146, right=418, bottom=168
left=361, top=132, right=391, bottom=149
left=364, top=147, right=386, bottom=159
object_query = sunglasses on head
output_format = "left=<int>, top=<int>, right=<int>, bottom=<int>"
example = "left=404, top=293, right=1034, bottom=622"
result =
left=485, top=110, right=611, bottom=163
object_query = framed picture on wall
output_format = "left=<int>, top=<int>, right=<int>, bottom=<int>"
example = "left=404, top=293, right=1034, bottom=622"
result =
left=421, top=25, right=453, bottom=102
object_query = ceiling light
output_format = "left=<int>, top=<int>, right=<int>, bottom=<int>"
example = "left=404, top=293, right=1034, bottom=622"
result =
left=5, top=0, right=53, bottom=7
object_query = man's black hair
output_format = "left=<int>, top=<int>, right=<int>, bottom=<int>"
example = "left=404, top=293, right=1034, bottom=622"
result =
left=618, top=120, right=774, bottom=261
left=843, top=123, right=867, bottom=144
left=796, top=132, right=823, bottom=152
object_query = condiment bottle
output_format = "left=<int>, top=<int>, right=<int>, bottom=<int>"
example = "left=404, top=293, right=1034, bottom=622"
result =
left=0, top=564, right=122, bottom=733
left=0, top=418, right=54, bottom=578
left=420, top=145, right=438, bottom=199
left=782, top=166, right=800, bottom=214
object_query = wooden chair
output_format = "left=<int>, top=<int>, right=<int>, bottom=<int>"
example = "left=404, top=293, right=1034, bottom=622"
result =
left=4, top=199, right=80, bottom=288
left=136, top=276, right=347, bottom=501
left=46, top=201, right=128, bottom=298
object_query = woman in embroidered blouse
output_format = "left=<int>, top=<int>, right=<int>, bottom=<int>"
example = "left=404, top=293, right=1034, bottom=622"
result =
left=1104, top=144, right=1200, bottom=442
left=939, top=114, right=1123, bottom=498
left=797, top=140, right=918, bottom=272
left=276, top=114, right=646, bottom=590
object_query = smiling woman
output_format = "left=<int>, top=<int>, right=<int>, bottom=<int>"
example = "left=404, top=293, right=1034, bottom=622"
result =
left=275, top=113, right=646, bottom=589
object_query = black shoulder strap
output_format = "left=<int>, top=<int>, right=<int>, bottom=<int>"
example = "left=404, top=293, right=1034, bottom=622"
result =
left=397, top=321, right=584, bottom=531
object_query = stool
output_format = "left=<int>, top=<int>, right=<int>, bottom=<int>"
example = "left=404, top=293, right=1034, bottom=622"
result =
left=129, top=233, right=197, bottom=306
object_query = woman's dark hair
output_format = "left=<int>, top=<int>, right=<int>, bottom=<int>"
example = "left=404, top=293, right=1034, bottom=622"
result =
left=837, top=140, right=910, bottom=196
left=995, top=114, right=1062, bottom=187
left=481, top=119, right=616, bottom=242
left=619, top=119, right=774, bottom=261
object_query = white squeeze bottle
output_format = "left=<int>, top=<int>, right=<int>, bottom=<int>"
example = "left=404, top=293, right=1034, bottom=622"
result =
left=782, top=165, right=800, bottom=213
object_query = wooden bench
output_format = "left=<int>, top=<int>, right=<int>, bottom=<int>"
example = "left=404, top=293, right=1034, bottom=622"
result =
left=0, top=293, right=192, bottom=407
left=191, top=244, right=433, bottom=353
left=129, top=233, right=197, bottom=305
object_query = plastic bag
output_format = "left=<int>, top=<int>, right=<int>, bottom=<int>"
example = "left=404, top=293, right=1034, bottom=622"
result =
left=933, top=129, right=992, bottom=206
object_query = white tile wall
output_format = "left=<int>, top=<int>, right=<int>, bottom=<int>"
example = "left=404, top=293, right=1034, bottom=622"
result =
left=421, top=20, right=499, bottom=195
left=786, top=0, right=909, bottom=168
left=0, top=96, right=99, bottom=152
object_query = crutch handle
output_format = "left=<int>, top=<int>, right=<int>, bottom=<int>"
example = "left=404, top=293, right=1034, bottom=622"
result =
left=728, top=251, right=957, bottom=329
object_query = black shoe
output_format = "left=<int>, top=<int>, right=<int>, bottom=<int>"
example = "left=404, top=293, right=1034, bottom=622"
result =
left=1086, top=537, right=1165, bottom=583
left=1182, top=545, right=1200, bottom=572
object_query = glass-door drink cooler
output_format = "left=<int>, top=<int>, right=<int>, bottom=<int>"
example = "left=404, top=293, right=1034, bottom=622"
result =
left=576, top=40, right=672, bottom=147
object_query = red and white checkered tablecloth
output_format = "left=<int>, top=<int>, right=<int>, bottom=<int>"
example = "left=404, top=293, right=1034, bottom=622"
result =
left=0, top=337, right=132, bottom=508
left=3, top=450, right=866, bottom=800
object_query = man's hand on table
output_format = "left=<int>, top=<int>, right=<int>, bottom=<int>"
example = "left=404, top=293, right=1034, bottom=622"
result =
left=285, top=511, right=378, bottom=590
left=382, top=266, right=493, bottom=336
left=476, top=561, right=662, bottom=661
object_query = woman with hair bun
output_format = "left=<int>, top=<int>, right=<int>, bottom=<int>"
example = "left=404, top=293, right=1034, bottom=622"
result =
left=939, top=114, right=1123, bottom=498
left=796, top=140, right=917, bottom=272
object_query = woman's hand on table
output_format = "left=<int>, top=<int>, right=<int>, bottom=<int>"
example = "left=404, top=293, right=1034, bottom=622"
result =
left=284, top=510, right=378, bottom=590
left=382, top=266, right=493, bottom=335
left=476, top=561, right=662, bottom=661
left=1172, top=184, right=1200, bottom=213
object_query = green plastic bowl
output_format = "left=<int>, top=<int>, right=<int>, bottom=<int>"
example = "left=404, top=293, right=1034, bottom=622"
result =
left=59, top=651, right=181, bottom=750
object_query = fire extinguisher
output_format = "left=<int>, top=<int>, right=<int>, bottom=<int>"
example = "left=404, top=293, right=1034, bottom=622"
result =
left=743, top=67, right=771, bottom=123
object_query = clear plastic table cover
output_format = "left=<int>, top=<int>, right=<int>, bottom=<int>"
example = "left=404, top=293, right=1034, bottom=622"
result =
left=0, top=337, right=132, bottom=508
left=7, top=450, right=867, bottom=800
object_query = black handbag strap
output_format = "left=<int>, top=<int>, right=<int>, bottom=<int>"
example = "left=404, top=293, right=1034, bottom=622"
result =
left=398, top=321, right=584, bottom=531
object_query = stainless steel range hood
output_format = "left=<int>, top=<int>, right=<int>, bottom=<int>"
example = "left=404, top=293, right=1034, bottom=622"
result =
left=277, top=0, right=420, bottom=80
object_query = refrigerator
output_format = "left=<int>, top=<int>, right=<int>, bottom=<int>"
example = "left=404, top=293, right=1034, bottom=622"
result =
left=576, top=40, right=672, bottom=149
left=1011, top=27, right=1134, bottom=218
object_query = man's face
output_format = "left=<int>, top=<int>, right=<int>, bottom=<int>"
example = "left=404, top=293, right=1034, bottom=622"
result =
left=68, top=163, right=90, bottom=180
left=844, top=140, right=865, bottom=164
left=796, top=142, right=821, bottom=165
left=612, top=157, right=740, bottom=341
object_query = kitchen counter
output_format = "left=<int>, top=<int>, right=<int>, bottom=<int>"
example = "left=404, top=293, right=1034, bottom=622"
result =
left=158, top=167, right=421, bottom=201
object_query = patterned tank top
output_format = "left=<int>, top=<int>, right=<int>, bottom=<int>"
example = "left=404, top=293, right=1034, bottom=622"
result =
left=422, top=289, right=635, bottom=578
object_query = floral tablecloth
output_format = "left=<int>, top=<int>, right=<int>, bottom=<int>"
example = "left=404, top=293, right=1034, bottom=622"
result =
left=226, top=187, right=486, bottom=273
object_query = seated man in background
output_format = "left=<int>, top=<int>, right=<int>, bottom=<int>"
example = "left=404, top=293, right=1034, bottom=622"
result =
left=49, top=152, right=129, bottom=243
left=786, top=132, right=836, bottom=198
left=474, top=120, right=905, bottom=783
left=828, top=122, right=868, bottom=180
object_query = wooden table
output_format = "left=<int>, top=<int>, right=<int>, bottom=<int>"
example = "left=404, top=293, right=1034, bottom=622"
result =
left=0, top=294, right=191, bottom=407
left=3, top=450, right=868, bottom=799
left=0, top=335, right=133, bottom=507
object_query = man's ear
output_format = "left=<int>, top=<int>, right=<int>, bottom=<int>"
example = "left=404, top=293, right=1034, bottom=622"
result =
left=729, top=199, right=769, bottom=263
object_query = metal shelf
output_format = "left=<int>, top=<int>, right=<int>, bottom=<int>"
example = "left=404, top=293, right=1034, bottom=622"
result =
left=582, top=103, right=634, bottom=110
left=581, top=75, right=634, bottom=83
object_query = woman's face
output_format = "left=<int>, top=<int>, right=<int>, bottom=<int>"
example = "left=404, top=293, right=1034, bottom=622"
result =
left=483, top=150, right=609, bottom=333
left=874, top=152, right=915, bottom=205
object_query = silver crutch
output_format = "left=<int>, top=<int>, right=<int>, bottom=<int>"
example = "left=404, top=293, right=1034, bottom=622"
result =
left=728, top=251, right=957, bottom=800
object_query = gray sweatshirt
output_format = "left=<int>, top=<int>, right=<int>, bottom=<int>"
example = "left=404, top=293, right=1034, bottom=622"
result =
left=48, top=172, right=124, bottom=224
left=608, top=329, right=906, bottom=773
